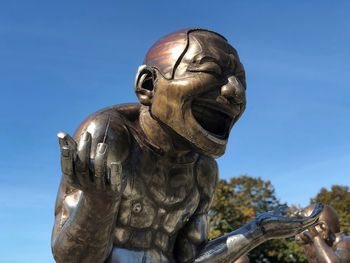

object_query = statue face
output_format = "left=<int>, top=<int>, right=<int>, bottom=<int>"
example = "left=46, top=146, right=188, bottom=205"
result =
left=302, top=204, right=340, bottom=244
left=150, top=31, right=246, bottom=157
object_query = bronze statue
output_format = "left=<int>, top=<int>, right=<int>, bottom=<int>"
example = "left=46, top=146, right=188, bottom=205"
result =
left=296, top=204, right=350, bottom=262
left=233, top=255, right=249, bottom=263
left=52, top=29, right=323, bottom=263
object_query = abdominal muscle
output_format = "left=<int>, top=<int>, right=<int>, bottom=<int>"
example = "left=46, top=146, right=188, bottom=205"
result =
left=105, top=246, right=175, bottom=263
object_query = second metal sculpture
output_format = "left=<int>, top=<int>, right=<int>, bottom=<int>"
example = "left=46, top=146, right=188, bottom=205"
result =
left=296, top=204, right=350, bottom=262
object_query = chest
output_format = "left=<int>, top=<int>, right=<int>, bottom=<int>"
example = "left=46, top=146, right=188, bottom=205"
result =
left=116, top=149, right=200, bottom=235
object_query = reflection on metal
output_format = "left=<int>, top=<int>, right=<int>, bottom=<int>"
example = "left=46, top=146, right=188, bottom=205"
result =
left=52, top=29, right=323, bottom=263
left=227, top=234, right=249, bottom=250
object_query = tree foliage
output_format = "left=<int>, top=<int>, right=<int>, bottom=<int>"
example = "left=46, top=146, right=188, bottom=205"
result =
left=209, top=175, right=280, bottom=239
left=209, top=176, right=349, bottom=262
left=209, top=175, right=305, bottom=262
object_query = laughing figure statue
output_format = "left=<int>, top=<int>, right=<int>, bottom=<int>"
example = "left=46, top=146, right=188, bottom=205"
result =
left=52, top=29, right=323, bottom=263
left=296, top=204, right=350, bottom=262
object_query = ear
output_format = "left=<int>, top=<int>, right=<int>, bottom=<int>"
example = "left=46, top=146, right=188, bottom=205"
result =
left=134, top=65, right=156, bottom=106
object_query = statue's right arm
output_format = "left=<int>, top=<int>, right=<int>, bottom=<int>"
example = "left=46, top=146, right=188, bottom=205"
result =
left=194, top=204, right=323, bottom=263
left=51, top=111, right=130, bottom=263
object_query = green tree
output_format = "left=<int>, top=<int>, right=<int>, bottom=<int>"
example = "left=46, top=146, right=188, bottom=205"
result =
left=209, top=177, right=350, bottom=262
left=209, top=175, right=279, bottom=238
left=209, top=175, right=306, bottom=262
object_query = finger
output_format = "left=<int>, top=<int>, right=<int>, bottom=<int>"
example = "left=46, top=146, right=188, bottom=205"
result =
left=94, top=143, right=108, bottom=190
left=294, top=203, right=323, bottom=231
left=294, top=209, right=303, bottom=218
left=60, top=145, right=78, bottom=186
left=274, top=204, right=288, bottom=216
left=300, top=211, right=322, bottom=229
left=76, top=132, right=92, bottom=184
left=110, top=162, right=123, bottom=193
left=58, top=131, right=77, bottom=150
left=309, top=203, right=324, bottom=218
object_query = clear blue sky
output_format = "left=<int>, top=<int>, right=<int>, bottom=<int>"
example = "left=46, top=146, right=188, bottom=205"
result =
left=0, top=1, right=349, bottom=262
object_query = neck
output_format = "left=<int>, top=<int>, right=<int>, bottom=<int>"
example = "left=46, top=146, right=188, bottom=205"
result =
left=139, top=106, right=192, bottom=157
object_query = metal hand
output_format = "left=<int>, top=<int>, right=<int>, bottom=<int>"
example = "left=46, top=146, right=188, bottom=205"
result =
left=58, top=131, right=123, bottom=197
left=256, top=203, right=323, bottom=239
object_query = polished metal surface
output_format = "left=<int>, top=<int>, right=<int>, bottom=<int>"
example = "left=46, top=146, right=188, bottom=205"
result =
left=296, top=204, right=350, bottom=262
left=52, top=29, right=323, bottom=263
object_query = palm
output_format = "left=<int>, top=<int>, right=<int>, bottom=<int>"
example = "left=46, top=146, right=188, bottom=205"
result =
left=256, top=203, right=323, bottom=239
left=58, top=131, right=123, bottom=197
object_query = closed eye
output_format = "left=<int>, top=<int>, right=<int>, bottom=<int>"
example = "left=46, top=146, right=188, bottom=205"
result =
left=187, top=61, right=222, bottom=78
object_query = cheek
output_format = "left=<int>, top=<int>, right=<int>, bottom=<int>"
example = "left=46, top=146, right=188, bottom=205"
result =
left=172, top=74, right=221, bottom=97
left=151, top=84, right=183, bottom=122
left=152, top=75, right=221, bottom=116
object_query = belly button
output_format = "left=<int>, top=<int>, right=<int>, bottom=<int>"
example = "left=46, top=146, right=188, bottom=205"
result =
left=132, top=202, right=142, bottom=213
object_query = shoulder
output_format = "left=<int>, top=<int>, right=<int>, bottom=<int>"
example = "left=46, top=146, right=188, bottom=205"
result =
left=74, top=103, right=141, bottom=162
left=195, top=155, right=218, bottom=213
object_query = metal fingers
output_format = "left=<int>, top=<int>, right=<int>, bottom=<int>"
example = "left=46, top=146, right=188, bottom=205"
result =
left=94, top=146, right=124, bottom=195
left=58, top=131, right=77, bottom=149
left=76, top=131, right=92, bottom=186
left=308, top=203, right=323, bottom=220
left=60, top=145, right=77, bottom=186
left=273, top=204, right=288, bottom=216
left=58, top=131, right=93, bottom=188
left=58, top=132, right=78, bottom=186
left=94, top=143, right=108, bottom=190
left=58, top=131, right=122, bottom=195
left=299, top=203, right=323, bottom=229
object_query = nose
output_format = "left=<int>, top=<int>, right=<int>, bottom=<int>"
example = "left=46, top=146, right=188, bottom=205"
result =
left=220, top=76, right=245, bottom=104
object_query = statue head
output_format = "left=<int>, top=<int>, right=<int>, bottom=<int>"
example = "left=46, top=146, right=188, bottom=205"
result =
left=135, top=29, right=246, bottom=158
left=302, top=204, right=340, bottom=245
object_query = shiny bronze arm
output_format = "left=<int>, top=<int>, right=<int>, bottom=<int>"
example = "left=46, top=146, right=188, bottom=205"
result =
left=52, top=132, right=124, bottom=263
left=195, top=204, right=323, bottom=263
left=194, top=219, right=263, bottom=263
left=52, top=191, right=120, bottom=263
left=311, top=235, right=341, bottom=263
left=303, top=234, right=350, bottom=263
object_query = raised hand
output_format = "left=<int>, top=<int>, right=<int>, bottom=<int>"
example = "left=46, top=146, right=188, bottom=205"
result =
left=58, top=131, right=123, bottom=197
left=256, top=203, right=323, bottom=239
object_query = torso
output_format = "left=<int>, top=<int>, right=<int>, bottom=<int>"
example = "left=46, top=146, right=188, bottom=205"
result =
left=107, top=105, right=202, bottom=262
left=112, top=143, right=200, bottom=258
left=65, top=104, right=212, bottom=263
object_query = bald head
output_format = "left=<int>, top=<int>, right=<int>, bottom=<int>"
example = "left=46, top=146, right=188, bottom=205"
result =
left=136, top=28, right=247, bottom=157
left=302, top=204, right=341, bottom=234
left=144, top=29, right=231, bottom=79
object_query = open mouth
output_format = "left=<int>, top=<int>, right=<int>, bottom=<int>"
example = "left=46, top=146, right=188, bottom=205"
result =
left=191, top=99, right=235, bottom=139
